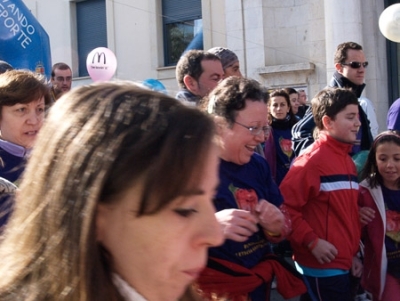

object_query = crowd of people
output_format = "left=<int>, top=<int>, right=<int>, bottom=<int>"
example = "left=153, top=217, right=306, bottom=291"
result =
left=0, top=39, right=398, bottom=301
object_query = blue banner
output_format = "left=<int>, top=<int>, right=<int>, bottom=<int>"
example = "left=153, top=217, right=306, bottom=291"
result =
left=0, top=0, right=51, bottom=79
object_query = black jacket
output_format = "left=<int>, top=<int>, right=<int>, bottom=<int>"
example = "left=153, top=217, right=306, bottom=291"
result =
left=291, top=72, right=373, bottom=156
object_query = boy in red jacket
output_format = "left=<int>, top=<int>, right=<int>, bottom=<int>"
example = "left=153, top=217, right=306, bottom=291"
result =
left=280, top=88, right=362, bottom=301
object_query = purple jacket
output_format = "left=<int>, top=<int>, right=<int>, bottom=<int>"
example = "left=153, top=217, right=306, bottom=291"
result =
left=387, top=98, right=400, bottom=131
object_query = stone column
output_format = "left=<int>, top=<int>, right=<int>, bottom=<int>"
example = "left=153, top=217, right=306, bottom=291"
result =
left=225, top=0, right=246, bottom=76
left=324, top=0, right=363, bottom=81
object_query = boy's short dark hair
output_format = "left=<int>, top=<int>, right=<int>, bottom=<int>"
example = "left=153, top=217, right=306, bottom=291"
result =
left=311, top=88, right=359, bottom=130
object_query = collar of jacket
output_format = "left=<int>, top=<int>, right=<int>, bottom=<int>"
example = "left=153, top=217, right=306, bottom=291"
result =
left=0, top=139, right=30, bottom=158
left=316, top=131, right=354, bottom=155
left=330, top=71, right=366, bottom=98
left=175, top=89, right=201, bottom=105
left=112, top=274, right=148, bottom=301
left=271, top=114, right=293, bottom=130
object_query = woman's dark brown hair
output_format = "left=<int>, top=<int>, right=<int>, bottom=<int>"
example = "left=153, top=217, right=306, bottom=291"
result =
left=202, top=76, right=269, bottom=125
left=0, top=69, right=50, bottom=112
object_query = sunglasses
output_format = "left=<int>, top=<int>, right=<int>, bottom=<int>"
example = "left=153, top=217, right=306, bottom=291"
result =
left=341, top=61, right=368, bottom=69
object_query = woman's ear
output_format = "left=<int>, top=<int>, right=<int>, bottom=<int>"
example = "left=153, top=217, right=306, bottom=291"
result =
left=212, top=116, right=228, bottom=153
left=213, top=116, right=228, bottom=135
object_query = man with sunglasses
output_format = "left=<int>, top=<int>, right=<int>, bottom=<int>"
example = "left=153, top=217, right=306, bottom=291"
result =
left=292, top=41, right=373, bottom=157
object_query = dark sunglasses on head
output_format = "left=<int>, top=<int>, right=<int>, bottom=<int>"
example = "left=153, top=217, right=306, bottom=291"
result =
left=341, top=61, right=368, bottom=69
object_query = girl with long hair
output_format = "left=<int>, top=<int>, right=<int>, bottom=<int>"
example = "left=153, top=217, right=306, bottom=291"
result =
left=359, top=131, right=400, bottom=301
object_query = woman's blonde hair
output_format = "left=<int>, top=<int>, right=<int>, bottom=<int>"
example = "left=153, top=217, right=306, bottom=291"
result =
left=0, top=82, right=216, bottom=301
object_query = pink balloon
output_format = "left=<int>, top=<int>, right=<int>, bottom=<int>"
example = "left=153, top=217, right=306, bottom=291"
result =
left=86, top=47, right=117, bottom=82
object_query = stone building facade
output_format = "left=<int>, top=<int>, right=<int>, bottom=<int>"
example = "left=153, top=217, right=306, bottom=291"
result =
left=22, top=0, right=400, bottom=130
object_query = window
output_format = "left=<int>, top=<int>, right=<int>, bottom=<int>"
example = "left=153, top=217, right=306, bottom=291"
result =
left=76, top=0, right=107, bottom=77
left=162, top=0, right=203, bottom=66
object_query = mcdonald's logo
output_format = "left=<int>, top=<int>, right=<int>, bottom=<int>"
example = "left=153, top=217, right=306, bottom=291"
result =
left=92, top=52, right=106, bottom=64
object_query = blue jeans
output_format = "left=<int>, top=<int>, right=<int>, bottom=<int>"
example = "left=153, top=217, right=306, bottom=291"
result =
left=301, top=274, right=352, bottom=301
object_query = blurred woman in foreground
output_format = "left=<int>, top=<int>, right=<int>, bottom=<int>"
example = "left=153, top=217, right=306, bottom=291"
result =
left=0, top=82, right=223, bottom=301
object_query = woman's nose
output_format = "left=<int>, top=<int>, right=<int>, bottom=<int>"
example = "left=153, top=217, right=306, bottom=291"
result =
left=198, top=207, right=224, bottom=247
left=254, top=131, right=265, bottom=142
left=26, top=111, right=39, bottom=124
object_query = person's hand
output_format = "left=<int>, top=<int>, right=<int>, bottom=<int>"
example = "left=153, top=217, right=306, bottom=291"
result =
left=254, top=200, right=285, bottom=235
left=351, top=256, right=363, bottom=277
left=359, top=206, right=375, bottom=225
left=215, top=209, right=259, bottom=242
left=310, top=238, right=338, bottom=264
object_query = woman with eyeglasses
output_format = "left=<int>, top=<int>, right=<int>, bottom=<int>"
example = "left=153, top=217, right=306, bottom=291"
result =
left=264, top=89, right=298, bottom=186
left=197, top=77, right=306, bottom=301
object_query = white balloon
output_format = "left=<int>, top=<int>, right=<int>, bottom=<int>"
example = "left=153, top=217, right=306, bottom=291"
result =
left=379, top=4, right=400, bottom=43
left=86, top=47, right=117, bottom=82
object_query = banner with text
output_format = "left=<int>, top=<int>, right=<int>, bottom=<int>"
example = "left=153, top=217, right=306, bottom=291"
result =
left=0, top=0, right=51, bottom=78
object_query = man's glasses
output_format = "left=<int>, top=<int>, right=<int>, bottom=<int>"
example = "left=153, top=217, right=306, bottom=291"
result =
left=234, top=121, right=271, bottom=136
left=341, top=61, right=368, bottom=69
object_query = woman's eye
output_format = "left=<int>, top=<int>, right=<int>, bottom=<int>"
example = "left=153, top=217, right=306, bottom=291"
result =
left=174, top=208, right=198, bottom=218
left=16, top=108, right=26, bottom=113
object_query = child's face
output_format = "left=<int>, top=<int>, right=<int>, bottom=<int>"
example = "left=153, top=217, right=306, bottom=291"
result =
left=325, top=104, right=360, bottom=144
left=376, top=141, right=400, bottom=190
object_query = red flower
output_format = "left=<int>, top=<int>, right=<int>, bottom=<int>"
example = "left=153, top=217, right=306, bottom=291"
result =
left=386, top=210, right=400, bottom=232
left=279, top=137, right=293, bottom=158
left=235, top=188, right=258, bottom=213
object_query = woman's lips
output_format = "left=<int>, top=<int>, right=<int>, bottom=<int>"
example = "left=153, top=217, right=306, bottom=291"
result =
left=183, top=267, right=204, bottom=280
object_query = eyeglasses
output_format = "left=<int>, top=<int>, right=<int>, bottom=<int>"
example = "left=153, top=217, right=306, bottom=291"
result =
left=234, top=121, right=271, bottom=136
left=341, top=61, right=368, bottom=69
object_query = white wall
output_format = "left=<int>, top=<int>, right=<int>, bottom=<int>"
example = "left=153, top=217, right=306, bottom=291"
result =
left=22, top=0, right=390, bottom=129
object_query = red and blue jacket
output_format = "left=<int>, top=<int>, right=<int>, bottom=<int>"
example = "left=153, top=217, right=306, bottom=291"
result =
left=280, top=132, right=361, bottom=270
